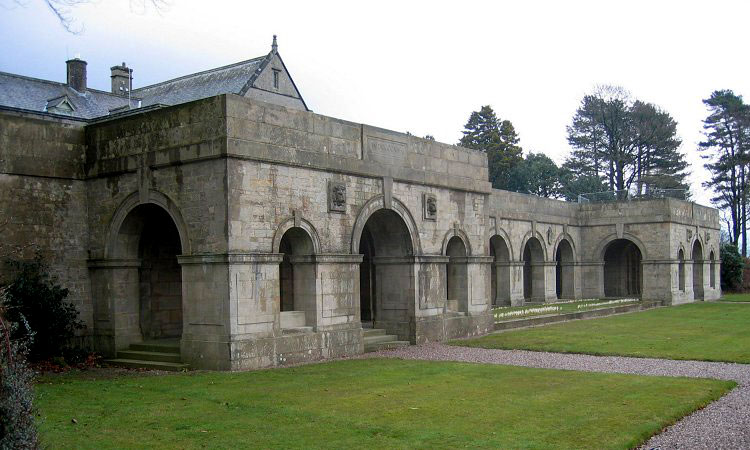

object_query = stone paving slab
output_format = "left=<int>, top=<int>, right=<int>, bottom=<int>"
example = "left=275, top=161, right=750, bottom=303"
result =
left=360, top=343, right=750, bottom=449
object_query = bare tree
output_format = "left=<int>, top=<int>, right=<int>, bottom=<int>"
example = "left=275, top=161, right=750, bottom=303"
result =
left=13, top=0, right=170, bottom=34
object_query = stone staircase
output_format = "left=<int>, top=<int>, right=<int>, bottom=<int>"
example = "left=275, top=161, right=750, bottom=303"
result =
left=105, top=339, right=189, bottom=371
left=363, top=328, right=410, bottom=353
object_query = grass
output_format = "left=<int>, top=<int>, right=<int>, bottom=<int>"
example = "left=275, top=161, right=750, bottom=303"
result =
left=35, top=359, right=733, bottom=449
left=456, top=302, right=750, bottom=363
left=721, top=292, right=750, bottom=302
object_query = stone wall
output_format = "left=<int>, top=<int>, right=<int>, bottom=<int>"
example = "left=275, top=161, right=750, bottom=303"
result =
left=0, top=110, right=92, bottom=334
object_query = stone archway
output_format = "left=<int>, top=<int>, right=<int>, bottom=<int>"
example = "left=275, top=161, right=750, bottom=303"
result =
left=112, top=203, right=185, bottom=341
left=490, top=235, right=511, bottom=306
left=278, top=227, right=316, bottom=329
left=555, top=239, right=575, bottom=299
left=603, top=239, right=642, bottom=297
left=692, top=240, right=704, bottom=300
left=678, top=248, right=686, bottom=292
left=445, top=236, right=468, bottom=313
left=522, top=236, right=545, bottom=301
left=357, top=208, right=415, bottom=340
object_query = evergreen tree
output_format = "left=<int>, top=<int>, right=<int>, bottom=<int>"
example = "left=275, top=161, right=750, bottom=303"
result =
left=506, top=153, right=563, bottom=198
left=459, top=106, right=523, bottom=190
left=699, top=90, right=750, bottom=255
left=565, top=86, right=689, bottom=196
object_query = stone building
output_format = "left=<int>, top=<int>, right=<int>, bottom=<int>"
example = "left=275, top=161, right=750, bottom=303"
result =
left=0, top=38, right=721, bottom=370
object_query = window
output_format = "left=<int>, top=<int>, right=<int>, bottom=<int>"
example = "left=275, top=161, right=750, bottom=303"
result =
left=272, top=69, right=280, bottom=89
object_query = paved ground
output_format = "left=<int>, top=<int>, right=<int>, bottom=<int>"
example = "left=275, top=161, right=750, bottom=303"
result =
left=359, top=343, right=750, bottom=449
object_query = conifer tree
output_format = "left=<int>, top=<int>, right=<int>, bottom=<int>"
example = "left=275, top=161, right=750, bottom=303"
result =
left=699, top=90, right=750, bottom=255
left=458, top=105, right=523, bottom=190
left=565, top=85, right=689, bottom=196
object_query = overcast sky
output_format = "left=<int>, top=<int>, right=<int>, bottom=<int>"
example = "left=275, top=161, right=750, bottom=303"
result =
left=2, top=0, right=749, bottom=207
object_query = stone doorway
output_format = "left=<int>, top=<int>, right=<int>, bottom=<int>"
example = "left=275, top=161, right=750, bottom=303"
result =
left=278, top=226, right=316, bottom=330
left=693, top=240, right=704, bottom=300
left=555, top=239, right=575, bottom=299
left=603, top=239, right=642, bottom=297
left=489, top=235, right=511, bottom=306
left=358, top=209, right=414, bottom=340
left=523, top=237, right=545, bottom=301
left=117, top=203, right=184, bottom=341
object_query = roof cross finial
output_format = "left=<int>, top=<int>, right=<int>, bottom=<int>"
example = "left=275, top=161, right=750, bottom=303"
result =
left=272, top=35, right=278, bottom=53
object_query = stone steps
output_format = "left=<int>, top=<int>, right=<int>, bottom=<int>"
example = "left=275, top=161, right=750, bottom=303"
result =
left=363, top=328, right=410, bottom=353
left=106, top=358, right=189, bottom=372
left=116, top=350, right=183, bottom=363
left=105, top=339, right=188, bottom=371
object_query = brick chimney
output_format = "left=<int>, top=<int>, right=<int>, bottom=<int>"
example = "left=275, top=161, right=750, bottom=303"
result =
left=110, top=62, right=132, bottom=95
left=66, top=57, right=87, bottom=92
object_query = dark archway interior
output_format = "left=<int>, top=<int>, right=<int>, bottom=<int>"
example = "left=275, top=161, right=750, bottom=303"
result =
left=678, top=249, right=686, bottom=292
left=603, top=239, right=642, bottom=297
left=555, top=239, right=575, bottom=299
left=709, top=250, right=716, bottom=289
left=490, top=235, right=511, bottom=306
left=692, top=241, right=704, bottom=300
left=358, top=209, right=413, bottom=334
left=119, top=204, right=183, bottom=340
left=279, top=227, right=315, bottom=313
left=446, top=236, right=468, bottom=312
left=523, top=237, right=545, bottom=300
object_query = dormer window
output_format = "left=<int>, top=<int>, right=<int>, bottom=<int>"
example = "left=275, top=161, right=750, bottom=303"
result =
left=272, top=69, right=280, bottom=89
left=45, top=95, right=75, bottom=115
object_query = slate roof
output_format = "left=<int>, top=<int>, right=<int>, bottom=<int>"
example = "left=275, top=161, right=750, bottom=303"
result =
left=0, top=71, right=133, bottom=119
left=0, top=51, right=283, bottom=120
left=133, top=55, right=267, bottom=107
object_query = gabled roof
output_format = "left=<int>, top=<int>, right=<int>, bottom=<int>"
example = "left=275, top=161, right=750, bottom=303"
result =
left=0, top=71, right=133, bottom=119
left=133, top=55, right=267, bottom=107
left=0, top=38, right=308, bottom=119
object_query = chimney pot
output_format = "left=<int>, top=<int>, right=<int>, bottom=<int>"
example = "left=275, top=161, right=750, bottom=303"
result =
left=66, top=58, right=87, bottom=92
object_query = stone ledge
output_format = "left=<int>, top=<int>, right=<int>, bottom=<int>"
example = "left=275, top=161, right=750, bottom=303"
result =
left=492, top=302, right=663, bottom=332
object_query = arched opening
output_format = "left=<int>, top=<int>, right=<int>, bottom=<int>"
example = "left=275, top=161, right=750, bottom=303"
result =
left=692, top=241, right=704, bottom=300
left=709, top=250, right=716, bottom=289
left=678, top=249, right=686, bottom=292
left=522, top=237, right=545, bottom=301
left=490, top=235, right=511, bottom=306
left=555, top=239, right=575, bottom=299
left=603, top=239, right=642, bottom=297
left=278, top=227, right=316, bottom=329
left=446, top=236, right=468, bottom=313
left=116, top=203, right=184, bottom=341
left=358, top=209, right=414, bottom=339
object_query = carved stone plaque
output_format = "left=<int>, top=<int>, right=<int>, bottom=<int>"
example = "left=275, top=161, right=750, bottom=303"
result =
left=423, top=193, right=437, bottom=220
left=328, top=181, right=346, bottom=213
left=686, top=229, right=693, bottom=242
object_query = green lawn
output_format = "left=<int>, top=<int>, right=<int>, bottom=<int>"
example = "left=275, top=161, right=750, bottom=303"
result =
left=36, top=359, right=732, bottom=449
left=722, top=293, right=750, bottom=302
left=455, top=303, right=750, bottom=363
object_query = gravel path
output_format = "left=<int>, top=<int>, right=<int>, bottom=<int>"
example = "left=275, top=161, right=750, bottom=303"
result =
left=359, top=343, right=750, bottom=449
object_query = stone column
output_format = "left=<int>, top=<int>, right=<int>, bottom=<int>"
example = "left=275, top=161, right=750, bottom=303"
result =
left=579, top=262, right=604, bottom=299
left=642, top=259, right=675, bottom=304
left=508, top=261, right=525, bottom=306
left=87, top=258, right=142, bottom=356
left=177, top=253, right=283, bottom=370
left=542, top=261, right=559, bottom=302
left=465, top=256, right=494, bottom=314
left=494, top=261, right=513, bottom=306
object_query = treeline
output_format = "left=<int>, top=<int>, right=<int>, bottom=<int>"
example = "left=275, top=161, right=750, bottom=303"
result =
left=458, top=85, right=690, bottom=201
left=699, top=90, right=750, bottom=256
